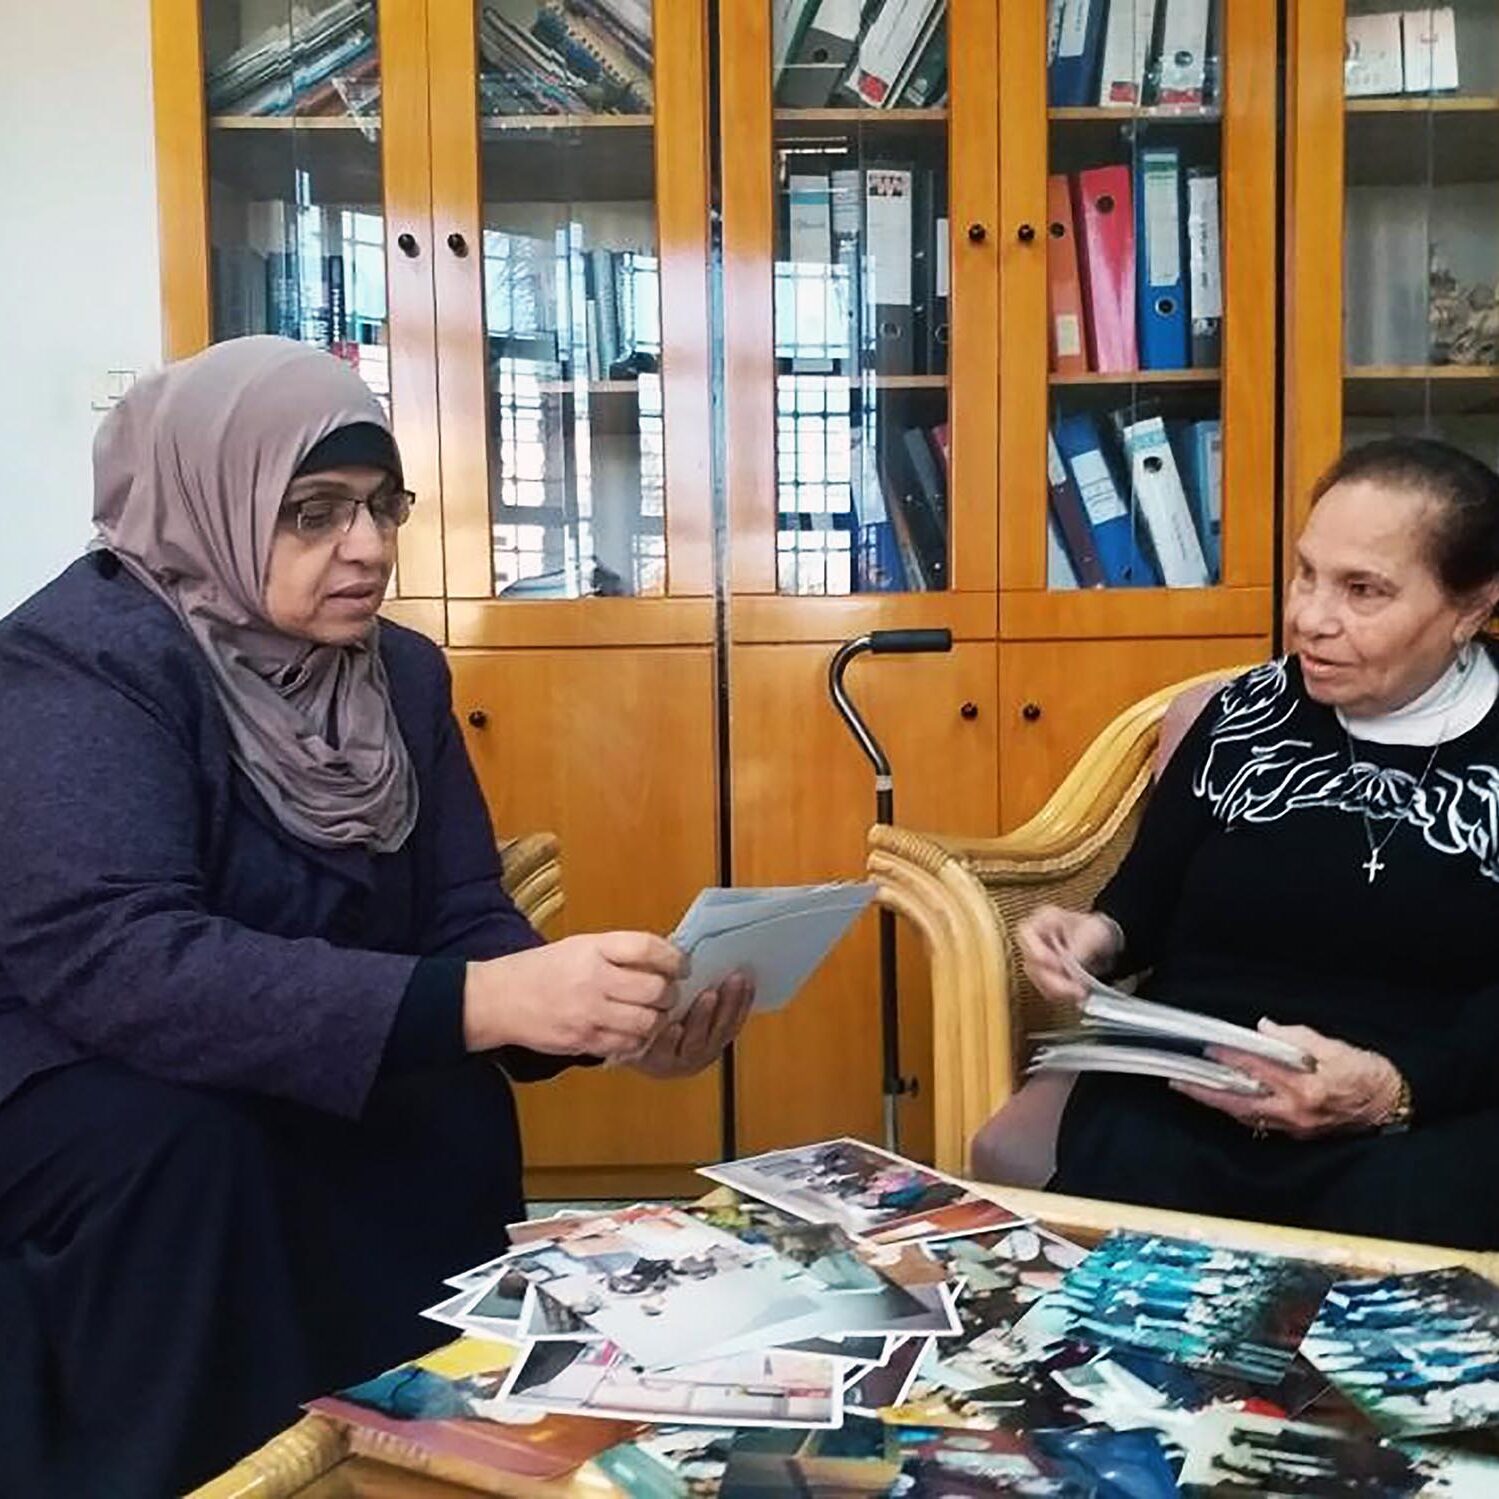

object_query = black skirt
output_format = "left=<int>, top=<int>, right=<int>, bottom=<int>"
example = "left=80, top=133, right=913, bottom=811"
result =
left=0, top=1055, right=525, bottom=1497
left=1053, top=1072, right=1499, bottom=1251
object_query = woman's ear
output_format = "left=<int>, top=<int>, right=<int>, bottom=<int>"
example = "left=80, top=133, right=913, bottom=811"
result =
left=1457, top=581, right=1499, bottom=644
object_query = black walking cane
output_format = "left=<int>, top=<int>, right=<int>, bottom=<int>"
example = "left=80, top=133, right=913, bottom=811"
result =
left=828, top=629, right=954, bottom=1154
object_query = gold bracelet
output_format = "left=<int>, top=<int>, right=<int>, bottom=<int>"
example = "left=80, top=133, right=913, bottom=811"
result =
left=1381, top=1071, right=1413, bottom=1132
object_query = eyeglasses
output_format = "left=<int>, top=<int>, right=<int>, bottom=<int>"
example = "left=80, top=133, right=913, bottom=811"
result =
left=279, top=487, right=416, bottom=540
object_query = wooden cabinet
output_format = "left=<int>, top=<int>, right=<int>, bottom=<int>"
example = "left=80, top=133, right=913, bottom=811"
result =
left=998, top=636, right=1270, bottom=827
left=449, top=648, right=721, bottom=1195
left=729, top=642, right=999, bottom=1158
left=1286, top=0, right=1499, bottom=552
left=153, top=0, right=1289, bottom=1183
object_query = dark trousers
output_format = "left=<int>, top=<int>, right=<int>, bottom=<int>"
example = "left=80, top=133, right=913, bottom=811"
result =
left=1055, top=1073, right=1499, bottom=1251
left=0, top=1057, right=525, bottom=1497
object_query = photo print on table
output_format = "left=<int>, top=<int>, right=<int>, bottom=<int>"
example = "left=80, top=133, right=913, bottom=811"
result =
left=1005, top=1231, right=1335, bottom=1386
left=699, top=1138, right=1025, bottom=1244
left=1302, top=1267, right=1499, bottom=1437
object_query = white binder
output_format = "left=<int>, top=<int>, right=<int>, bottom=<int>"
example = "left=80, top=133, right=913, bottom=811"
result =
left=1119, top=414, right=1211, bottom=587
left=1155, top=0, right=1211, bottom=106
left=1098, top=0, right=1160, bottom=106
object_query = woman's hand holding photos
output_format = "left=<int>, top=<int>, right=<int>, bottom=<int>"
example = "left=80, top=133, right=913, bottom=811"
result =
left=462, top=932, right=686, bottom=1061
left=1016, top=904, right=1124, bottom=1008
left=629, top=972, right=755, bottom=1079
left=1171, top=1020, right=1407, bottom=1139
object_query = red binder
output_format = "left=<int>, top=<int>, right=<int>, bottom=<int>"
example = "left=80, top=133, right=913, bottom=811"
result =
left=930, top=421, right=950, bottom=478
left=1046, top=174, right=1089, bottom=375
left=1073, top=166, right=1137, bottom=373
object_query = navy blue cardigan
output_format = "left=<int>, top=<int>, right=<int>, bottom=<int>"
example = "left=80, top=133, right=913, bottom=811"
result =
left=0, top=557, right=550, bottom=1118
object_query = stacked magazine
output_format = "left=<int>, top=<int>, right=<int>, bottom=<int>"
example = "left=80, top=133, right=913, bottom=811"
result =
left=1028, top=965, right=1316, bottom=1094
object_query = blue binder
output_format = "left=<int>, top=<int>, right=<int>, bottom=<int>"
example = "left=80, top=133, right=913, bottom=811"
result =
left=1048, top=0, right=1108, bottom=108
left=1186, top=418, right=1223, bottom=582
left=1053, top=413, right=1159, bottom=587
left=1136, top=146, right=1190, bottom=370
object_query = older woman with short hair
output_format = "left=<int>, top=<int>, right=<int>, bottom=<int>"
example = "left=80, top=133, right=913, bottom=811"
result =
left=0, top=337, right=749, bottom=1495
left=1013, top=436, right=1499, bottom=1250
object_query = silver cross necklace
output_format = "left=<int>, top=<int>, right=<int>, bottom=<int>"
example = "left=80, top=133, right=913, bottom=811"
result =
left=1342, top=723, right=1450, bottom=884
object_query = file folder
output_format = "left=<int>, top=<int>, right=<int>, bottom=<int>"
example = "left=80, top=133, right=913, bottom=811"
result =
left=1156, top=0, right=1211, bottom=106
left=1186, top=168, right=1222, bottom=367
left=1185, top=418, right=1222, bottom=582
left=848, top=0, right=944, bottom=107
left=778, top=0, right=862, bottom=107
left=1074, top=165, right=1137, bottom=372
left=1054, top=413, right=1157, bottom=586
left=1047, top=428, right=1107, bottom=587
left=866, top=165, right=916, bottom=376
left=1118, top=413, right=1211, bottom=586
left=1098, top=0, right=1160, bottom=106
left=1049, top=516, right=1081, bottom=589
left=1046, top=174, right=1089, bottom=375
left=912, top=166, right=949, bottom=375
left=1048, top=0, right=1107, bottom=107
left=1136, top=146, right=1189, bottom=370
left=786, top=173, right=834, bottom=373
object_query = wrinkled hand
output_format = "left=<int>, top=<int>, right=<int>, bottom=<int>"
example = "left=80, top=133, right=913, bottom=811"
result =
left=631, top=973, right=755, bottom=1079
left=1172, top=1020, right=1406, bottom=1139
left=463, top=932, right=685, bottom=1062
left=1015, top=904, right=1123, bottom=1010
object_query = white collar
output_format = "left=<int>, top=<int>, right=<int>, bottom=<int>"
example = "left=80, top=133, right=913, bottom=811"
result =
left=1337, top=647, right=1499, bottom=746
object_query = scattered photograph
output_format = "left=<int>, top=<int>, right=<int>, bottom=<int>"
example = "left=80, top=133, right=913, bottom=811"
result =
left=462, top=1266, right=530, bottom=1325
left=500, top=1338, right=844, bottom=1428
left=1398, top=1443, right=1499, bottom=1496
left=700, top=1139, right=1024, bottom=1244
left=719, top=1417, right=899, bottom=1497
left=1177, top=1407, right=1423, bottom=1496
left=847, top=1337, right=933, bottom=1415
left=1301, top=1268, right=1499, bottom=1436
left=516, top=1283, right=595, bottom=1340
left=1007, top=1232, right=1334, bottom=1386
left=884, top=1426, right=1097, bottom=1498
left=596, top=1426, right=737, bottom=1499
left=306, top=1336, right=637, bottom=1483
left=917, top=1226, right=1091, bottom=1397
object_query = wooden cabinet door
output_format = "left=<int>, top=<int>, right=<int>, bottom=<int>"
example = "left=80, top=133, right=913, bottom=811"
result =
left=998, top=637, right=1270, bottom=828
left=730, top=641, right=999, bottom=1159
left=448, top=648, right=721, bottom=1191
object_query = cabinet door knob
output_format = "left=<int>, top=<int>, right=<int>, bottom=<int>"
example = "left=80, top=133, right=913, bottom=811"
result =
left=466, top=709, right=489, bottom=729
left=966, top=222, right=988, bottom=244
left=1016, top=222, right=1037, bottom=243
left=446, top=231, right=469, bottom=257
left=960, top=701, right=979, bottom=721
left=397, top=232, right=420, bottom=258
left=1021, top=702, right=1043, bottom=722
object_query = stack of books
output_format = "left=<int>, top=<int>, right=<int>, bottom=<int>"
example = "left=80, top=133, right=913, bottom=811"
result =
left=1046, top=155, right=1222, bottom=376
left=1047, top=0, right=1217, bottom=111
left=478, top=0, right=653, bottom=117
left=206, top=0, right=376, bottom=117
left=774, top=0, right=948, bottom=110
left=1048, top=408, right=1221, bottom=589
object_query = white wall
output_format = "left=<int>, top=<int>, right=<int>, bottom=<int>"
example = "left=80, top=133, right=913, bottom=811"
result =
left=0, top=0, right=162, bottom=616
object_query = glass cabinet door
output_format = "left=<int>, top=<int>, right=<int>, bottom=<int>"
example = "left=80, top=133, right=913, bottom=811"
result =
left=455, top=0, right=671, bottom=601
left=1342, top=1, right=1499, bottom=460
left=203, top=0, right=390, bottom=398
left=770, top=2, right=953, bottom=596
left=1043, top=0, right=1225, bottom=593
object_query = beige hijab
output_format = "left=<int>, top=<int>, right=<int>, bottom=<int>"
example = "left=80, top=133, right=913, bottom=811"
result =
left=92, top=336, right=418, bottom=853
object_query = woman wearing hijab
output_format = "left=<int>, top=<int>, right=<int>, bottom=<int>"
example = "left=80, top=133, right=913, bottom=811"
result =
left=0, top=336, right=750, bottom=1495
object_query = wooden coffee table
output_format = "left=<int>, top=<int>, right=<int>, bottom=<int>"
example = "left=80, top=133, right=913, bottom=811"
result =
left=189, top=1184, right=1499, bottom=1498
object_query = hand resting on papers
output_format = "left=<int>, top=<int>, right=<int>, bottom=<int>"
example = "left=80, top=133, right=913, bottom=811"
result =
left=1171, top=1021, right=1407, bottom=1139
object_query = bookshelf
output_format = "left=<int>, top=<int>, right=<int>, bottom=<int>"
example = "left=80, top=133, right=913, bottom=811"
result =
left=154, top=0, right=1284, bottom=1185
left=1288, top=0, right=1499, bottom=550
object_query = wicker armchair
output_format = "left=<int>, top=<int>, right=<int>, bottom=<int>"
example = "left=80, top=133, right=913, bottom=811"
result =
left=867, top=668, right=1251, bottom=1177
left=498, top=832, right=564, bottom=932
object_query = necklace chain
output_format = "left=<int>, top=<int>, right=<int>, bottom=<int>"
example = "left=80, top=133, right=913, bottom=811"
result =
left=1343, top=728, right=1448, bottom=884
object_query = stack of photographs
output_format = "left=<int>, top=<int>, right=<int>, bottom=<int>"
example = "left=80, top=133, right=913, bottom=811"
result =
left=304, top=1137, right=1499, bottom=1497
